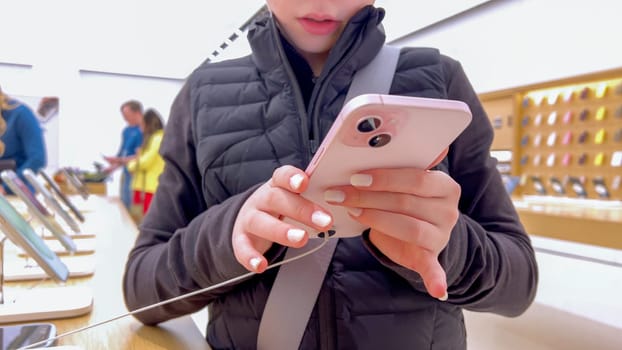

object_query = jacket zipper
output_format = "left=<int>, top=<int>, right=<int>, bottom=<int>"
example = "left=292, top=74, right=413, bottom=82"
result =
left=307, top=48, right=360, bottom=156
left=317, top=280, right=336, bottom=350
left=270, top=23, right=314, bottom=164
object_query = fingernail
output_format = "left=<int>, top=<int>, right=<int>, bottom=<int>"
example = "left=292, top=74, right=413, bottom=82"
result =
left=351, top=174, right=372, bottom=187
left=289, top=174, right=304, bottom=190
left=324, top=190, right=345, bottom=203
left=438, top=291, right=448, bottom=302
left=348, top=208, right=363, bottom=217
left=311, top=211, right=331, bottom=227
left=287, top=228, right=306, bottom=243
left=249, top=257, right=262, bottom=271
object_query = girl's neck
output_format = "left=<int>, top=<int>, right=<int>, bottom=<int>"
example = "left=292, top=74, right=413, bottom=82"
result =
left=299, top=51, right=329, bottom=77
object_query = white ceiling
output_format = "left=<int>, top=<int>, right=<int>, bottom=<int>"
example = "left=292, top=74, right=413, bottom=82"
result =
left=375, top=0, right=491, bottom=41
left=0, top=0, right=489, bottom=79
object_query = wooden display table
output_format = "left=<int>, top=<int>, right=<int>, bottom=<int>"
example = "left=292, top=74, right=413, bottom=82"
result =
left=1, top=195, right=210, bottom=350
left=57, top=182, right=107, bottom=196
left=514, top=196, right=622, bottom=249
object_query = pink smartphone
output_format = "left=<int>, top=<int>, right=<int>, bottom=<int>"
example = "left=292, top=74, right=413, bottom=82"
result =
left=288, top=94, right=472, bottom=238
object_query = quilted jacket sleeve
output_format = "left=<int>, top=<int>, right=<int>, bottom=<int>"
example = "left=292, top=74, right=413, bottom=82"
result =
left=363, top=56, right=538, bottom=317
left=122, top=83, right=261, bottom=325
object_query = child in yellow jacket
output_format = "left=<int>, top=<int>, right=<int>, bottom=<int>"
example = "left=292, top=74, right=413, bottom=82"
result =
left=127, top=108, right=165, bottom=214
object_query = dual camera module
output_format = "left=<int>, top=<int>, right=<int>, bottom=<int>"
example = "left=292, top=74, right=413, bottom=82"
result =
left=357, top=116, right=391, bottom=148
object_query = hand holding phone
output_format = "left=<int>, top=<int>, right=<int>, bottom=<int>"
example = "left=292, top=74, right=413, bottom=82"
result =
left=304, top=94, right=471, bottom=300
left=286, top=94, right=472, bottom=238
left=231, top=94, right=471, bottom=277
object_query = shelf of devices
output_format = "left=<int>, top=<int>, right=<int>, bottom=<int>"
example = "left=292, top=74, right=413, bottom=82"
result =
left=0, top=284, right=93, bottom=324
left=480, top=67, right=622, bottom=250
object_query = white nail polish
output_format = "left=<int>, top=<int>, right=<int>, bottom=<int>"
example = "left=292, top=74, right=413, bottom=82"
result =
left=348, top=208, right=363, bottom=217
left=438, top=291, right=448, bottom=301
left=311, top=211, right=331, bottom=227
left=324, top=190, right=345, bottom=203
left=249, top=257, right=262, bottom=271
left=289, top=174, right=304, bottom=190
left=287, top=228, right=306, bottom=243
left=351, top=174, right=373, bottom=187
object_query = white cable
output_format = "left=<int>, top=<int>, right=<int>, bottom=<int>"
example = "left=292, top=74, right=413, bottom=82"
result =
left=18, top=236, right=332, bottom=350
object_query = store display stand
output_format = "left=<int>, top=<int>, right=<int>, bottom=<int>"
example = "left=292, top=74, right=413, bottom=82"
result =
left=1, top=224, right=96, bottom=281
left=18, top=237, right=97, bottom=257
left=0, top=286, right=93, bottom=324
left=1, top=235, right=5, bottom=304
left=0, top=237, right=93, bottom=323
left=42, top=230, right=96, bottom=239
left=3, top=254, right=95, bottom=282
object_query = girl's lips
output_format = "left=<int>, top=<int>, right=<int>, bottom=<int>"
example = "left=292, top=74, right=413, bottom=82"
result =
left=298, top=17, right=340, bottom=35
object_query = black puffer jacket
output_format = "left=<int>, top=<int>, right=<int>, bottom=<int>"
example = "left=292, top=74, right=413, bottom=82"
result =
left=123, top=6, right=538, bottom=350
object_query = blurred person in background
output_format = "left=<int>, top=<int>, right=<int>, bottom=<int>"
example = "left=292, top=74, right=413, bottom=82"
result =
left=104, top=99, right=143, bottom=209
left=0, top=84, right=47, bottom=194
left=127, top=108, right=165, bottom=218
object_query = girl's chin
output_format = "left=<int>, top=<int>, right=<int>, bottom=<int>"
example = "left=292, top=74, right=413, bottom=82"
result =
left=294, top=39, right=337, bottom=56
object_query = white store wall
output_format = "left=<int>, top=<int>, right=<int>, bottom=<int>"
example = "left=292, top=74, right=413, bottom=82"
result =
left=392, top=0, right=622, bottom=93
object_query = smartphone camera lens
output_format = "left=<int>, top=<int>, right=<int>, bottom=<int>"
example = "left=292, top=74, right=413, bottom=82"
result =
left=357, top=116, right=382, bottom=133
left=368, top=133, right=391, bottom=148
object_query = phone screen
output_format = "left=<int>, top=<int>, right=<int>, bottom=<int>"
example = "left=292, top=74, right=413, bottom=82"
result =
left=39, top=170, right=85, bottom=222
left=8, top=173, right=51, bottom=216
left=568, top=177, right=588, bottom=198
left=592, top=177, right=610, bottom=199
left=530, top=176, right=547, bottom=195
left=62, top=168, right=89, bottom=199
left=549, top=176, right=566, bottom=195
left=1, top=170, right=77, bottom=253
left=0, top=195, right=69, bottom=282
left=0, top=196, right=57, bottom=261
left=0, top=323, right=56, bottom=350
left=23, top=169, right=81, bottom=233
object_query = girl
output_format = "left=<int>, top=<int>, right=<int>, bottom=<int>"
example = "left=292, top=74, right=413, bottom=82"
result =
left=127, top=108, right=165, bottom=215
left=123, top=1, right=538, bottom=349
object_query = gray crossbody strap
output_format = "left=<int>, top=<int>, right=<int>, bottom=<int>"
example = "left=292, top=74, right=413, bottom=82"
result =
left=345, top=45, right=401, bottom=103
left=257, top=44, right=401, bottom=350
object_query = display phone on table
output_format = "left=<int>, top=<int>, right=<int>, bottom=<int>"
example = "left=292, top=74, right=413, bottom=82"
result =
left=61, top=168, right=89, bottom=200
left=284, top=94, right=472, bottom=238
left=0, top=194, right=70, bottom=282
left=0, top=323, right=56, bottom=350
left=38, top=170, right=85, bottom=223
left=23, top=169, right=81, bottom=233
left=0, top=170, right=77, bottom=253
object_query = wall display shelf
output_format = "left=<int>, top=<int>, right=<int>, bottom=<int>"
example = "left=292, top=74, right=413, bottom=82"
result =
left=519, top=77, right=622, bottom=200
left=479, top=67, right=622, bottom=249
